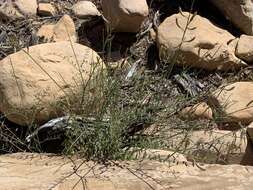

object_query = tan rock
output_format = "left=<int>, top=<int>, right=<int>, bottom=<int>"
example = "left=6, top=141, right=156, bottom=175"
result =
left=0, top=0, right=37, bottom=20
left=209, top=82, right=253, bottom=124
left=101, top=0, right=149, bottom=32
left=236, top=34, right=253, bottom=63
left=157, top=12, right=247, bottom=71
left=1, top=153, right=253, bottom=190
left=210, top=0, right=253, bottom=35
left=37, top=14, right=77, bottom=42
left=72, top=1, right=101, bottom=18
left=38, top=3, right=56, bottom=16
left=53, top=14, right=77, bottom=42
left=0, top=42, right=105, bottom=126
left=180, top=102, right=213, bottom=120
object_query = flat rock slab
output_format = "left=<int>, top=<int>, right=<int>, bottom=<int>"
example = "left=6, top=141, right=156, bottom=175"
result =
left=0, top=153, right=253, bottom=190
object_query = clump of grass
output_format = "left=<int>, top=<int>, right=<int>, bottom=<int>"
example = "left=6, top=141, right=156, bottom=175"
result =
left=62, top=68, right=161, bottom=161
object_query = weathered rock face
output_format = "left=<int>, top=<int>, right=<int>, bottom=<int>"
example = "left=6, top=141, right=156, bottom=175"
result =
left=101, top=0, right=149, bottom=33
left=0, top=0, right=37, bottom=20
left=0, top=42, right=104, bottom=126
left=236, top=35, right=253, bottom=63
left=72, top=1, right=101, bottom=18
left=210, top=0, right=253, bottom=35
left=157, top=12, right=247, bottom=71
left=1, top=153, right=253, bottom=190
left=37, top=15, right=77, bottom=42
left=209, top=82, right=253, bottom=124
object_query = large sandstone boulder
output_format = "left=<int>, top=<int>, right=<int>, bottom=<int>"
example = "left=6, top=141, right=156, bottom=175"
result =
left=1, top=153, right=253, bottom=190
left=157, top=12, right=247, bottom=71
left=101, top=0, right=149, bottom=32
left=37, top=15, right=77, bottom=42
left=209, top=82, right=253, bottom=124
left=210, top=0, right=253, bottom=35
left=0, top=0, right=37, bottom=20
left=0, top=42, right=105, bottom=126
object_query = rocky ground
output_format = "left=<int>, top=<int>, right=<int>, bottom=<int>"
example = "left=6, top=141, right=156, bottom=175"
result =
left=1, top=0, right=253, bottom=189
